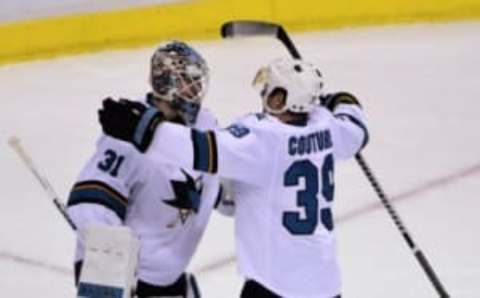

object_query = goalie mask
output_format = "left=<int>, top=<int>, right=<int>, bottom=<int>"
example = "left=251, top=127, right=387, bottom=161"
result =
left=150, top=41, right=209, bottom=125
left=253, top=58, right=323, bottom=114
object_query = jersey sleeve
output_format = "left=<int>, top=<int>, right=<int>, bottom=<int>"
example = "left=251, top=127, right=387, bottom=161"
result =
left=329, top=104, right=369, bottom=160
left=67, top=135, right=141, bottom=224
left=67, top=135, right=142, bottom=261
left=147, top=118, right=269, bottom=185
left=211, top=125, right=269, bottom=184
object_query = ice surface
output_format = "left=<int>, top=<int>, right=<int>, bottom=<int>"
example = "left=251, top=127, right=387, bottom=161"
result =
left=1, top=21, right=479, bottom=297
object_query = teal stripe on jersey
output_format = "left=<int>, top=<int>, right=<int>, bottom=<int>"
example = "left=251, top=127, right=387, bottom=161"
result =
left=77, top=282, right=123, bottom=298
left=191, top=129, right=208, bottom=171
left=67, top=181, right=128, bottom=221
left=134, top=107, right=160, bottom=146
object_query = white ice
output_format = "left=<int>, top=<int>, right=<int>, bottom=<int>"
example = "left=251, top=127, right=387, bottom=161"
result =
left=1, top=21, right=479, bottom=297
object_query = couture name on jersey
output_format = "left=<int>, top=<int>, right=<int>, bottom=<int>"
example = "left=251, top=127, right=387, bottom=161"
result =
left=288, top=129, right=332, bottom=156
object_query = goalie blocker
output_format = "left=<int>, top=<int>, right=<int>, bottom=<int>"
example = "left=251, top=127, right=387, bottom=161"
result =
left=76, top=225, right=139, bottom=298
left=76, top=225, right=201, bottom=298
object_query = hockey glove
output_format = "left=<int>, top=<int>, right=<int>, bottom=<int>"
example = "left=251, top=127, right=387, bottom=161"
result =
left=320, top=92, right=361, bottom=111
left=99, top=98, right=164, bottom=152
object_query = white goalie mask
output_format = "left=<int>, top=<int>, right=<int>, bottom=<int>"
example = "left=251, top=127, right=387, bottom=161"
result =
left=150, top=41, right=209, bottom=124
left=253, top=58, right=324, bottom=114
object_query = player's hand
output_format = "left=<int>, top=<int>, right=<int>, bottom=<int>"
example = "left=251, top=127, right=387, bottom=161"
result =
left=98, top=98, right=164, bottom=152
left=320, top=92, right=361, bottom=111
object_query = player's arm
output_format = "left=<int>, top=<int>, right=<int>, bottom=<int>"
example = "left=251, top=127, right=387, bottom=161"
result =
left=322, top=92, right=369, bottom=160
left=66, top=136, right=139, bottom=281
left=146, top=121, right=267, bottom=184
left=98, top=98, right=268, bottom=184
left=67, top=136, right=137, bottom=228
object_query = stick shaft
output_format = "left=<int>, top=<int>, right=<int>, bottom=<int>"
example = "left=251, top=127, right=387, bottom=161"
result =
left=355, top=154, right=449, bottom=297
left=8, top=136, right=77, bottom=231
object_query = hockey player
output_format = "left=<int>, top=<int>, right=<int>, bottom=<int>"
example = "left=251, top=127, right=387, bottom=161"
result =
left=67, top=41, right=225, bottom=298
left=98, top=57, right=369, bottom=298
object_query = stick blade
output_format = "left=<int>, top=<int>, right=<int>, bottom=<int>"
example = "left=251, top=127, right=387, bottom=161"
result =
left=220, top=20, right=302, bottom=59
left=221, top=20, right=280, bottom=39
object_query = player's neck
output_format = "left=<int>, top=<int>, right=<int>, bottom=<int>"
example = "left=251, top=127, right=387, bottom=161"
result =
left=275, top=112, right=308, bottom=126
left=149, top=94, right=186, bottom=124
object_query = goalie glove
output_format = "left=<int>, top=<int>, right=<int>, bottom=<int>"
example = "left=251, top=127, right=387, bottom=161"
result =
left=99, top=98, right=164, bottom=153
left=320, top=92, right=361, bottom=112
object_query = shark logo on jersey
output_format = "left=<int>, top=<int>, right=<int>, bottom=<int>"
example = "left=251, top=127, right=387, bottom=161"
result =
left=164, top=169, right=203, bottom=228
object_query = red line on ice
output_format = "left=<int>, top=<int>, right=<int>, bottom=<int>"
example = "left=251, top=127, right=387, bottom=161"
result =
left=196, top=162, right=480, bottom=274
left=337, top=162, right=480, bottom=222
left=0, top=251, right=71, bottom=276
left=2, top=162, right=480, bottom=276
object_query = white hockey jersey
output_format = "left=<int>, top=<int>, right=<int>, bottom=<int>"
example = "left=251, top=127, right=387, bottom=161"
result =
left=67, top=106, right=220, bottom=286
left=145, top=103, right=368, bottom=297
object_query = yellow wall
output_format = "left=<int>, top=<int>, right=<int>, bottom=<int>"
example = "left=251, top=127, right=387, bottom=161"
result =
left=1, top=0, right=480, bottom=65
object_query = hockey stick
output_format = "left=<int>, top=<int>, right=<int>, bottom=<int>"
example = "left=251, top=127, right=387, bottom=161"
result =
left=8, top=136, right=77, bottom=231
left=221, top=20, right=450, bottom=298
left=221, top=20, right=301, bottom=59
